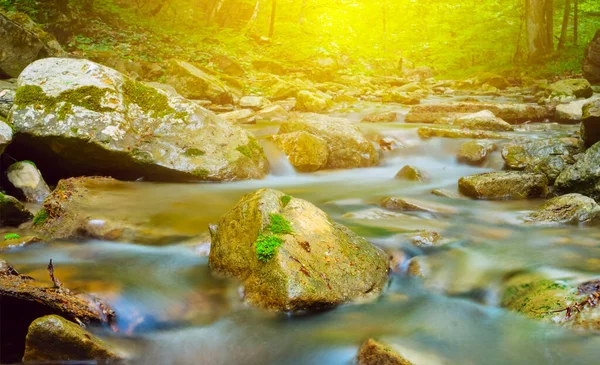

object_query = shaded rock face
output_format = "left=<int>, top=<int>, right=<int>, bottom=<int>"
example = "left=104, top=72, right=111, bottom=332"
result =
left=33, top=177, right=194, bottom=244
left=502, top=273, right=600, bottom=331
left=0, top=192, right=32, bottom=227
left=165, top=60, right=233, bottom=104
left=271, top=131, right=329, bottom=172
left=8, top=58, right=268, bottom=182
left=0, top=11, right=66, bottom=78
left=23, top=315, right=122, bottom=362
left=357, top=339, right=414, bottom=365
left=556, top=96, right=600, bottom=124
left=583, top=29, right=600, bottom=84
left=0, top=260, right=114, bottom=363
left=527, top=193, right=600, bottom=225
left=0, top=119, right=13, bottom=155
left=581, top=99, right=600, bottom=147
left=501, top=138, right=584, bottom=183
left=278, top=114, right=379, bottom=169
left=7, top=161, right=51, bottom=203
left=458, top=171, right=548, bottom=200
left=555, top=141, right=600, bottom=201
left=405, top=102, right=552, bottom=124
left=0, top=79, right=17, bottom=120
left=208, top=189, right=389, bottom=311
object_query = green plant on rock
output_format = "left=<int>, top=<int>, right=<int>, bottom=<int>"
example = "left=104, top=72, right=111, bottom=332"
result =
left=268, top=213, right=292, bottom=235
left=3, top=233, right=21, bottom=240
left=255, top=234, right=283, bottom=262
left=33, top=208, right=48, bottom=226
left=280, top=195, right=292, bottom=208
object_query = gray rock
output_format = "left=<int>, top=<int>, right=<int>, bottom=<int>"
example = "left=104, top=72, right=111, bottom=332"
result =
left=581, top=98, right=600, bottom=147
left=583, top=30, right=600, bottom=84
left=6, top=161, right=51, bottom=203
left=406, top=102, right=552, bottom=124
left=527, top=193, right=600, bottom=225
left=555, top=96, right=600, bottom=124
left=0, top=119, right=13, bottom=155
left=555, top=141, right=600, bottom=201
left=457, top=141, right=496, bottom=166
left=165, top=60, right=233, bottom=104
left=9, top=58, right=268, bottom=182
left=542, top=79, right=593, bottom=103
left=458, top=171, right=548, bottom=200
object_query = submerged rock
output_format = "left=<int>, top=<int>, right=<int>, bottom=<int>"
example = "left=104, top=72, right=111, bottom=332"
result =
left=437, top=111, right=514, bottom=131
left=458, top=171, right=548, bottom=200
left=295, top=90, right=333, bottom=113
left=0, top=260, right=114, bottom=363
left=501, top=138, right=584, bottom=183
left=527, top=193, right=600, bottom=225
left=361, top=111, right=397, bottom=123
left=271, top=131, right=328, bottom=172
left=8, top=58, right=268, bottom=182
left=555, top=141, right=600, bottom=201
left=395, top=165, right=427, bottom=182
left=0, top=235, right=42, bottom=251
left=7, top=161, right=51, bottom=203
left=0, top=11, right=66, bottom=78
left=165, top=60, right=233, bottom=104
left=357, top=339, right=414, bottom=365
left=457, top=141, right=496, bottom=166
left=0, top=192, right=33, bottom=227
left=581, top=99, right=600, bottom=147
left=583, top=30, right=600, bottom=84
left=380, top=197, right=456, bottom=214
left=278, top=114, right=379, bottom=169
left=555, top=97, right=599, bottom=124
left=405, top=102, right=552, bottom=124
left=33, top=177, right=193, bottom=243
left=208, top=189, right=389, bottom=311
left=418, top=127, right=502, bottom=140
left=23, top=315, right=122, bottom=362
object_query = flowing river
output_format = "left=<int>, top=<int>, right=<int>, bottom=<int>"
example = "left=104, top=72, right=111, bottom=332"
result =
left=3, top=98, right=600, bottom=364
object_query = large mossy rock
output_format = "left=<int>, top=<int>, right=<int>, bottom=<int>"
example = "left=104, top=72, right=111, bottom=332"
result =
left=0, top=11, right=66, bottom=78
left=271, top=131, right=329, bottom=172
left=542, top=79, right=593, bottom=102
left=0, top=192, right=33, bottom=227
left=457, top=140, right=496, bottom=166
left=555, top=141, right=600, bottom=201
left=436, top=111, right=514, bottom=131
left=357, top=339, right=414, bottom=365
left=165, top=60, right=233, bottom=104
left=405, top=102, right=552, bottom=124
left=208, top=189, right=389, bottom=311
left=501, top=137, right=584, bottom=183
left=583, top=29, right=600, bottom=84
left=527, top=193, right=600, bottom=225
left=23, top=315, right=122, bottom=362
left=458, top=171, right=548, bottom=200
left=8, top=58, right=268, bottom=182
left=278, top=114, right=379, bottom=169
left=295, top=90, right=333, bottom=112
left=581, top=99, right=600, bottom=147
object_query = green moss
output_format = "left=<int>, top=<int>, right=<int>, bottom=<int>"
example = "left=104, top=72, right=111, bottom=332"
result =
left=22, top=160, right=36, bottom=168
left=280, top=195, right=292, bottom=208
left=123, top=79, right=181, bottom=118
left=255, top=234, right=283, bottom=262
left=3, top=233, right=21, bottom=240
left=15, top=85, right=113, bottom=114
left=33, top=208, right=49, bottom=226
left=268, top=213, right=292, bottom=235
left=235, top=144, right=253, bottom=159
left=235, top=138, right=264, bottom=161
left=192, top=168, right=210, bottom=179
left=0, top=192, right=6, bottom=203
left=57, top=103, right=73, bottom=121
left=184, top=148, right=206, bottom=157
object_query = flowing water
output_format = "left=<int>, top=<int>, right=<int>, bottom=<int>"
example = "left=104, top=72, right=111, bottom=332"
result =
left=3, top=98, right=600, bottom=364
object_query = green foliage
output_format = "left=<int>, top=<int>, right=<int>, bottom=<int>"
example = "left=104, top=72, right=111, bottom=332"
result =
left=33, top=208, right=48, bottom=226
left=280, top=195, right=292, bottom=208
left=255, top=234, right=283, bottom=262
left=3, top=233, right=21, bottom=240
left=267, top=213, right=292, bottom=235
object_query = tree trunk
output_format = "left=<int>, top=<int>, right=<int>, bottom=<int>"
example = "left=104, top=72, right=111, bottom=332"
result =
left=382, top=0, right=387, bottom=53
left=299, top=0, right=307, bottom=24
left=573, top=0, right=578, bottom=45
left=558, top=0, right=570, bottom=49
left=150, top=0, right=169, bottom=17
left=526, top=0, right=554, bottom=62
left=269, top=0, right=277, bottom=38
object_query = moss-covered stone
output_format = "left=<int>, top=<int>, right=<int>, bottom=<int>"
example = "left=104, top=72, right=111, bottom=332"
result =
left=458, top=171, right=549, bottom=200
left=555, top=141, right=600, bottom=201
left=123, top=78, right=178, bottom=118
left=0, top=192, right=33, bottom=227
left=357, top=339, right=414, bottom=365
left=209, top=189, right=389, bottom=311
left=271, top=131, right=329, bottom=172
left=165, top=60, right=233, bottom=104
left=23, top=315, right=122, bottom=362
left=527, top=193, right=600, bottom=225
left=405, top=102, right=552, bottom=124
left=543, top=78, right=593, bottom=101
left=418, top=126, right=502, bottom=140
left=457, top=140, right=496, bottom=166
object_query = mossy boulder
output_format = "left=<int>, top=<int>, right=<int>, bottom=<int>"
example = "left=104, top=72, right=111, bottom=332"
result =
left=555, top=141, right=600, bottom=201
left=278, top=114, right=379, bottom=169
left=436, top=111, right=514, bottom=131
left=32, top=177, right=197, bottom=243
left=271, top=131, right=329, bottom=172
left=457, top=141, right=496, bottom=166
left=527, top=193, right=600, bottom=225
left=583, top=30, right=600, bottom=84
left=380, top=197, right=456, bottom=214
left=165, top=60, right=233, bottom=104
left=8, top=58, right=268, bottom=182
left=295, top=90, right=333, bottom=113
left=381, top=90, right=421, bottom=104
left=418, top=127, right=502, bottom=140
left=0, top=11, right=66, bottom=78
left=458, top=171, right=548, bottom=200
left=542, top=79, right=593, bottom=102
left=581, top=98, right=600, bottom=147
left=556, top=97, right=600, bottom=124
left=208, top=189, right=389, bottom=311
left=361, top=111, right=397, bottom=123
left=23, top=315, right=122, bottom=362
left=357, top=339, right=414, bottom=365
left=0, top=80, right=16, bottom=119
left=502, top=274, right=600, bottom=330
left=405, top=102, right=552, bottom=124
left=7, top=161, right=51, bottom=203
left=501, top=137, right=584, bottom=183
left=474, top=73, right=510, bottom=90
left=0, top=192, right=32, bottom=227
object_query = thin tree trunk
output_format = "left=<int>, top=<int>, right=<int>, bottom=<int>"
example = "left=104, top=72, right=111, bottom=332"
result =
left=526, top=0, right=553, bottom=62
left=514, top=12, right=526, bottom=64
left=573, top=0, right=578, bottom=45
left=558, top=0, right=570, bottom=49
left=545, top=0, right=554, bottom=51
left=269, top=0, right=277, bottom=38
